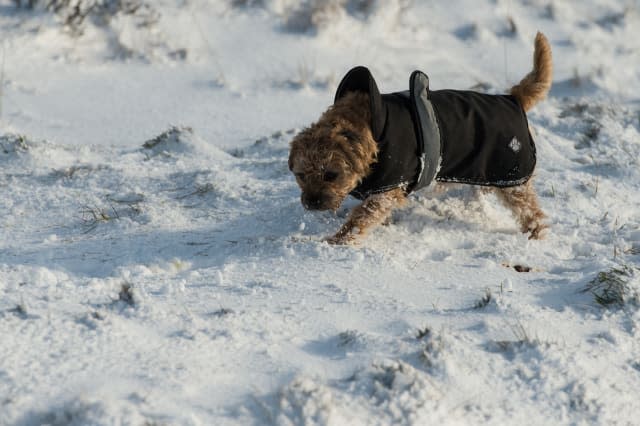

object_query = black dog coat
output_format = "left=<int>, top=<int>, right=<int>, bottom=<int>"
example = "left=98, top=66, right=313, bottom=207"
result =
left=334, top=67, right=536, bottom=200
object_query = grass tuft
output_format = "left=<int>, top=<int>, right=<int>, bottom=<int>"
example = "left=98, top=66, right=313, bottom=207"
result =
left=117, top=282, right=135, bottom=306
left=473, top=288, right=493, bottom=309
left=581, top=266, right=639, bottom=308
left=418, top=327, right=444, bottom=368
left=211, top=307, right=234, bottom=317
left=142, top=126, right=191, bottom=149
left=142, top=126, right=194, bottom=159
left=54, top=164, right=109, bottom=179
left=624, top=246, right=640, bottom=255
left=337, top=330, right=362, bottom=348
left=491, top=322, right=539, bottom=353
left=0, top=134, right=29, bottom=154
left=284, top=0, right=376, bottom=33
left=15, top=0, right=159, bottom=36
left=13, top=0, right=182, bottom=61
left=176, top=183, right=217, bottom=200
left=80, top=203, right=120, bottom=232
left=505, top=15, right=517, bottom=36
left=9, top=299, right=29, bottom=319
left=416, top=326, right=431, bottom=340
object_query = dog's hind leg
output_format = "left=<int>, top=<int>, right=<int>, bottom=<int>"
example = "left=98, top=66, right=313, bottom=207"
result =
left=495, top=181, right=548, bottom=240
left=327, top=188, right=407, bottom=245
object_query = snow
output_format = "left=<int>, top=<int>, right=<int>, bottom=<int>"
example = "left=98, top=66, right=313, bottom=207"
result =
left=1, top=0, right=640, bottom=425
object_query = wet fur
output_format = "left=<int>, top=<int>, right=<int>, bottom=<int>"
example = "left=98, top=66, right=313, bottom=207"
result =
left=289, top=32, right=553, bottom=244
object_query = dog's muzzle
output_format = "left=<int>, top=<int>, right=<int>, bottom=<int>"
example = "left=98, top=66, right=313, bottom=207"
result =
left=301, top=193, right=333, bottom=211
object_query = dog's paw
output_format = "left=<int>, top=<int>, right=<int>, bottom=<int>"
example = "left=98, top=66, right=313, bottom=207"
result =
left=325, top=233, right=357, bottom=245
left=527, top=223, right=549, bottom=240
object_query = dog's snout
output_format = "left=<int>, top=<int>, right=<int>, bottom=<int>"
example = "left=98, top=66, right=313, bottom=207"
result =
left=302, top=194, right=326, bottom=210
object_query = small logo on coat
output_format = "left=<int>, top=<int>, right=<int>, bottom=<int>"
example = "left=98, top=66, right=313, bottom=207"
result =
left=508, top=137, right=521, bottom=153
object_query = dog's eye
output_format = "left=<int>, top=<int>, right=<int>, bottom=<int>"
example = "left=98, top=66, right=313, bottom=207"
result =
left=323, top=171, right=339, bottom=182
left=340, top=130, right=358, bottom=141
left=295, top=173, right=305, bottom=181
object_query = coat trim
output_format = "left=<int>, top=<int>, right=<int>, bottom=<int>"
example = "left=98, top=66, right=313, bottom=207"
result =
left=350, top=182, right=409, bottom=200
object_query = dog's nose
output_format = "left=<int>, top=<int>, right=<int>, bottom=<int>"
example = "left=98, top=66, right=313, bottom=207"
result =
left=302, top=194, right=324, bottom=210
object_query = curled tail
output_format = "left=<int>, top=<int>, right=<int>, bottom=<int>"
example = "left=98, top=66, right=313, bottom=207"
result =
left=510, top=32, right=553, bottom=112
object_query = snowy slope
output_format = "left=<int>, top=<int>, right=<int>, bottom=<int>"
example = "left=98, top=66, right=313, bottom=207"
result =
left=1, top=1, right=640, bottom=425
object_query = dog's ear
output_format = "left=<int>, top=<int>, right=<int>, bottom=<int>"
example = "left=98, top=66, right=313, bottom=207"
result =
left=288, top=154, right=294, bottom=171
left=289, top=127, right=312, bottom=171
left=334, top=66, right=386, bottom=140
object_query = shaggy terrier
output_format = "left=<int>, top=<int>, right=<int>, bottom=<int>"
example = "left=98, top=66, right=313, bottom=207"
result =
left=289, top=32, right=553, bottom=244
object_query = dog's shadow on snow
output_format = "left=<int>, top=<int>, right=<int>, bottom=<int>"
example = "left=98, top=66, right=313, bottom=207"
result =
left=0, top=195, right=338, bottom=280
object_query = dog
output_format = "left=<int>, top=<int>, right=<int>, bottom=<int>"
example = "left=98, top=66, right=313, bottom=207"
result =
left=289, top=32, right=552, bottom=245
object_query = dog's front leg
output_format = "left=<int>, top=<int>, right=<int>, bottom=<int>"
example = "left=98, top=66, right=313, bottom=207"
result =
left=327, top=188, right=406, bottom=245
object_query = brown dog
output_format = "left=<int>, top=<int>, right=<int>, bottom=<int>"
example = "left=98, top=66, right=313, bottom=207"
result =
left=289, top=32, right=553, bottom=245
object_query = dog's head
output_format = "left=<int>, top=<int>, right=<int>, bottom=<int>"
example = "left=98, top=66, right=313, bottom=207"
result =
left=288, top=92, right=378, bottom=211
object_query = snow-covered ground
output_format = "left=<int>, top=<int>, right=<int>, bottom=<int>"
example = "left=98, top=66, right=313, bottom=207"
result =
left=1, top=1, right=640, bottom=424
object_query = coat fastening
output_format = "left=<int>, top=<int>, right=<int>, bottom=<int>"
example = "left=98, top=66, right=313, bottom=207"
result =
left=334, top=67, right=537, bottom=200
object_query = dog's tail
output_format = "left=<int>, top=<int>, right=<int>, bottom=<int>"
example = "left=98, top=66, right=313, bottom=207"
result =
left=510, top=32, right=553, bottom=112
